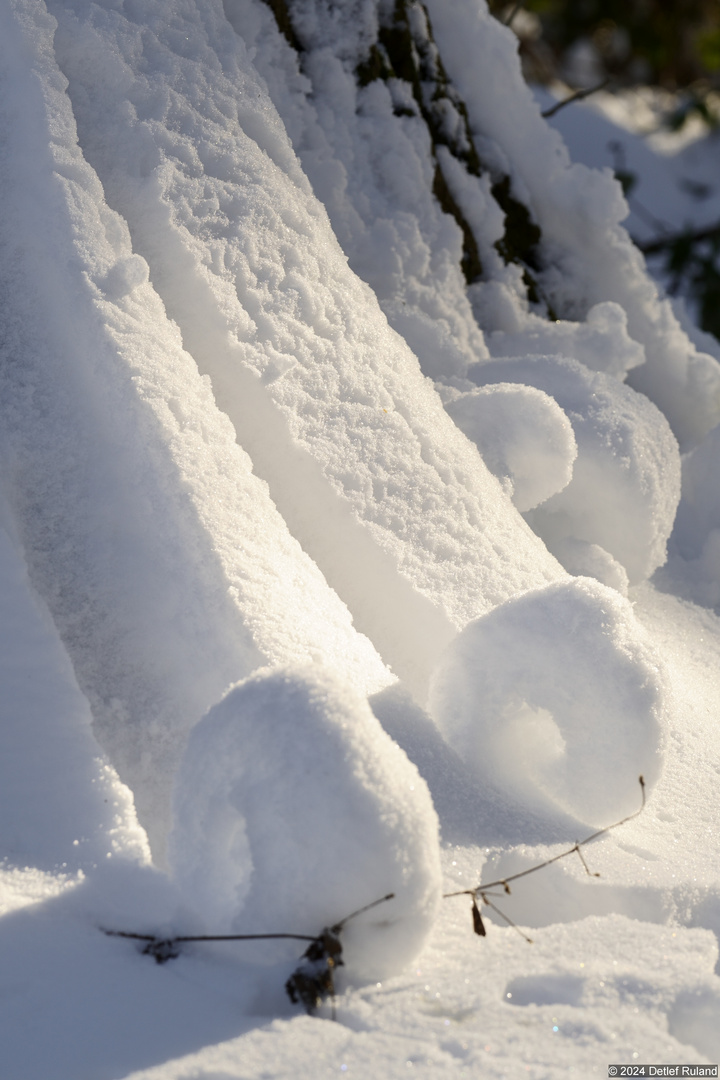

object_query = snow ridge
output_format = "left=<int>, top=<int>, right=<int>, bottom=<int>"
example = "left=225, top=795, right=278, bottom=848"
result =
left=46, top=0, right=564, bottom=700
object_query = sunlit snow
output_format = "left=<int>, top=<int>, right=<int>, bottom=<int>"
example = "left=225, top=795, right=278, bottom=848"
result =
left=2, top=0, right=720, bottom=1077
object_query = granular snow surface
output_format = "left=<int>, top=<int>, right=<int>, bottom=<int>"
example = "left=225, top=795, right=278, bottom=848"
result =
left=2, top=1, right=720, bottom=1078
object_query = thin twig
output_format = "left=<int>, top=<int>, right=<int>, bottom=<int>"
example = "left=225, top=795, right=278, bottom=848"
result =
left=503, top=1, right=524, bottom=27
left=444, top=777, right=646, bottom=939
left=542, top=80, right=609, bottom=119
left=102, top=893, right=396, bottom=949
left=103, top=928, right=318, bottom=944
left=104, top=780, right=647, bottom=979
left=446, top=775, right=645, bottom=901
left=104, top=892, right=397, bottom=1017
left=574, top=846, right=600, bottom=878
left=480, top=892, right=533, bottom=943
left=332, top=892, right=396, bottom=931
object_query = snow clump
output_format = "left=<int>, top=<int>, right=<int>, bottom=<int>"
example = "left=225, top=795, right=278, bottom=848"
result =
left=428, top=578, right=667, bottom=826
left=425, top=0, right=720, bottom=448
left=469, top=354, right=681, bottom=585
left=483, top=301, right=646, bottom=379
left=445, top=382, right=577, bottom=512
left=170, top=666, right=442, bottom=981
left=545, top=536, right=629, bottom=596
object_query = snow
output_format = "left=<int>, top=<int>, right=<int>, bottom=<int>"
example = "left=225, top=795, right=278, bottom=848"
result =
left=428, top=578, right=667, bottom=825
left=0, top=0, right=393, bottom=857
left=45, top=0, right=563, bottom=704
left=222, top=0, right=493, bottom=380
left=485, top=300, right=646, bottom=378
left=3, top=0, right=720, bottom=1076
left=0, top=496, right=148, bottom=871
left=119, top=915, right=720, bottom=1079
left=426, top=0, right=720, bottom=449
left=470, top=354, right=682, bottom=586
left=170, top=667, right=441, bottom=980
left=444, top=382, right=577, bottom=512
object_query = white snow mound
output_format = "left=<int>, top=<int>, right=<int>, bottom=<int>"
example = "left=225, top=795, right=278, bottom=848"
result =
left=428, top=578, right=667, bottom=825
left=170, top=666, right=442, bottom=981
left=547, top=536, right=630, bottom=597
left=0, top=0, right=392, bottom=861
left=470, top=354, right=681, bottom=585
left=484, top=301, right=646, bottom=379
left=445, top=382, right=577, bottom=511
left=45, top=0, right=564, bottom=704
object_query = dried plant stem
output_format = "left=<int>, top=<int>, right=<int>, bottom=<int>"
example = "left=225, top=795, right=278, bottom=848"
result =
left=332, top=892, right=396, bottom=931
left=103, top=893, right=397, bottom=1014
left=103, top=779, right=647, bottom=995
left=479, top=893, right=533, bottom=943
left=104, top=929, right=318, bottom=944
left=445, top=776, right=646, bottom=936
left=542, top=80, right=609, bottom=119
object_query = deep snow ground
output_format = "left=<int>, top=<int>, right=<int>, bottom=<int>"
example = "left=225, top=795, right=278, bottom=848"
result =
left=3, top=1, right=720, bottom=1078
left=4, top=582, right=714, bottom=1080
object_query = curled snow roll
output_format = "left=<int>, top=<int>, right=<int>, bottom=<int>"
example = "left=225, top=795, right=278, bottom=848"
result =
left=170, top=666, right=442, bottom=982
left=428, top=578, right=667, bottom=826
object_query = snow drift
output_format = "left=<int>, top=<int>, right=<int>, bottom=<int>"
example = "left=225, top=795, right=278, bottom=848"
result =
left=170, top=666, right=442, bottom=981
left=45, top=0, right=565, bottom=708
left=3, top=0, right=720, bottom=1074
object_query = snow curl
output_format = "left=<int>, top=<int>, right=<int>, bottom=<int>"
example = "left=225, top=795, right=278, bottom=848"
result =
left=428, top=578, right=667, bottom=825
left=170, top=666, right=442, bottom=981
